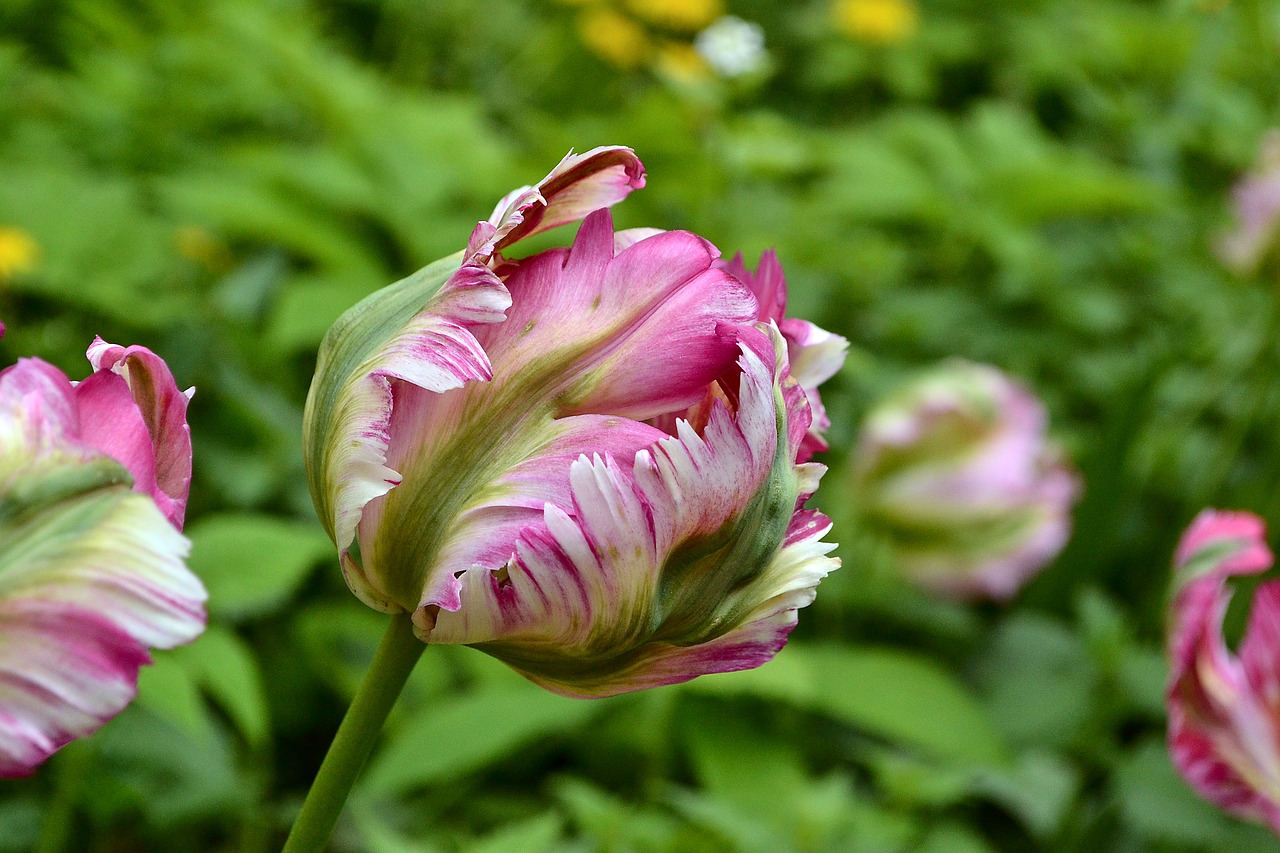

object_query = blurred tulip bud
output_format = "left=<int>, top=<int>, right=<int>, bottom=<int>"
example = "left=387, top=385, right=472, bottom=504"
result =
left=304, top=146, right=845, bottom=697
left=1166, top=510, right=1280, bottom=835
left=1218, top=131, right=1280, bottom=276
left=0, top=336, right=205, bottom=776
left=849, top=360, right=1079, bottom=600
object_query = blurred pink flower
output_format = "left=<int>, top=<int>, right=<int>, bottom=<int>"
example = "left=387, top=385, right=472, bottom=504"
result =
left=1167, top=510, right=1280, bottom=834
left=0, top=336, right=205, bottom=777
left=1218, top=131, right=1280, bottom=275
left=850, top=360, right=1079, bottom=600
left=304, top=147, right=843, bottom=697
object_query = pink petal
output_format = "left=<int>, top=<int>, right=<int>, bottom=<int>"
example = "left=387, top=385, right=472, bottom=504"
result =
left=1166, top=510, right=1280, bottom=833
left=0, top=483, right=203, bottom=777
left=73, top=371, right=159, bottom=512
left=310, top=273, right=512, bottom=613
left=85, top=339, right=193, bottom=529
left=428, top=327, right=838, bottom=696
left=467, top=146, right=646, bottom=266
left=489, top=209, right=758, bottom=420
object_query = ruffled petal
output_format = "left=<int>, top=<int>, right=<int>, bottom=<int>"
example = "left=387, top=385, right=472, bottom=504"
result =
left=359, top=211, right=757, bottom=615
left=429, top=326, right=838, bottom=696
left=716, top=251, right=847, bottom=461
left=467, top=146, right=646, bottom=266
left=1167, top=510, right=1280, bottom=833
left=306, top=270, right=512, bottom=613
left=0, top=458, right=203, bottom=777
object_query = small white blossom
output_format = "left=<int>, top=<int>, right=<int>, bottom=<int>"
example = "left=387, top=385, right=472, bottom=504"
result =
left=694, top=16, right=767, bottom=78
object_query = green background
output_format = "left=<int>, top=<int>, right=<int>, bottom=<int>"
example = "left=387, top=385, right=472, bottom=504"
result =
left=2, top=0, right=1279, bottom=849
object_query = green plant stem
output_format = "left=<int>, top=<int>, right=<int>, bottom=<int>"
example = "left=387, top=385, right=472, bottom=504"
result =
left=282, top=612, right=425, bottom=853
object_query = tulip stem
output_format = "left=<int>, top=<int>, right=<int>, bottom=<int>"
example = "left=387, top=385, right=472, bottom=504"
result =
left=282, top=612, right=425, bottom=853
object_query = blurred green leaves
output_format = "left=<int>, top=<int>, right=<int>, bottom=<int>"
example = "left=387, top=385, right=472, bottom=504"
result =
left=1, top=0, right=1278, bottom=849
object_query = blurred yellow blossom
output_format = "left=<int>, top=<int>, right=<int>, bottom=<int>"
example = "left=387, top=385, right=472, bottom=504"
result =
left=833, top=0, right=919, bottom=44
left=655, top=41, right=712, bottom=84
left=174, top=225, right=232, bottom=273
left=579, top=8, right=652, bottom=68
left=0, top=227, right=39, bottom=279
left=626, top=0, right=722, bottom=31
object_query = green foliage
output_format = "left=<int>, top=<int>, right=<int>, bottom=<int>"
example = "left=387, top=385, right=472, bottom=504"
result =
left=2, top=0, right=1278, bottom=849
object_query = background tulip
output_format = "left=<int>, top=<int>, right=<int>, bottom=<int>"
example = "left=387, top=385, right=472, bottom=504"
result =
left=1167, top=510, right=1280, bottom=835
left=0, top=338, right=205, bottom=776
left=304, top=147, right=844, bottom=696
left=849, top=359, right=1079, bottom=600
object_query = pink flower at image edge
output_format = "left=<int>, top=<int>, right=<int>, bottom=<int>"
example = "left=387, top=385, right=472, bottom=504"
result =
left=0, top=336, right=205, bottom=777
left=1167, top=510, right=1280, bottom=833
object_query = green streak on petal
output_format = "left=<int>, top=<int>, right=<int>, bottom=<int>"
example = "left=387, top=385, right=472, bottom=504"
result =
left=0, top=455, right=131, bottom=530
left=654, top=384, right=797, bottom=645
left=303, top=252, right=461, bottom=543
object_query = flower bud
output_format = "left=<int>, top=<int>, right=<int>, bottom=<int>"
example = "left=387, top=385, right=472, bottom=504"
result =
left=304, top=147, right=844, bottom=697
left=0, top=337, right=205, bottom=776
left=1218, top=131, right=1280, bottom=276
left=849, top=360, right=1078, bottom=600
left=1167, top=510, right=1280, bottom=835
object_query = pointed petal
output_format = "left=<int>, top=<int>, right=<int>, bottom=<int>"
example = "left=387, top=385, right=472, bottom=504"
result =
left=470, top=147, right=646, bottom=265
left=429, top=326, right=838, bottom=696
left=486, top=209, right=758, bottom=420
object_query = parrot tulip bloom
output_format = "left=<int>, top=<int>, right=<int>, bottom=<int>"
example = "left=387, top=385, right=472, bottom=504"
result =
left=1167, top=510, right=1280, bottom=834
left=0, top=338, right=204, bottom=777
left=849, top=360, right=1078, bottom=601
left=304, top=146, right=843, bottom=697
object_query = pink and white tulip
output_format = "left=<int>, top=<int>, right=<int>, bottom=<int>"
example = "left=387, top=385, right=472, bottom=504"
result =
left=304, top=146, right=843, bottom=697
left=0, top=335, right=205, bottom=777
left=849, top=360, right=1079, bottom=601
left=1167, top=510, right=1280, bottom=834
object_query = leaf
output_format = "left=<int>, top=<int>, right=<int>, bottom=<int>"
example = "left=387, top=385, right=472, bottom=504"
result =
left=463, top=814, right=564, bottom=853
left=689, top=643, right=1006, bottom=764
left=1114, top=738, right=1277, bottom=850
left=135, top=652, right=211, bottom=742
left=808, top=645, right=1006, bottom=765
left=172, top=624, right=270, bottom=747
left=186, top=513, right=333, bottom=620
left=359, top=680, right=602, bottom=798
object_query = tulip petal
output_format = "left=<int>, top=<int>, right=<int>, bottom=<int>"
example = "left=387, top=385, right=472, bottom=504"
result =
left=468, top=146, right=646, bottom=266
left=1167, top=510, right=1280, bottom=833
left=356, top=410, right=668, bottom=614
left=304, top=256, right=512, bottom=611
left=0, top=465, right=203, bottom=777
left=429, top=326, right=838, bottom=697
left=487, top=209, right=758, bottom=420
left=359, top=211, right=758, bottom=614
left=717, top=251, right=848, bottom=462
left=85, top=339, right=194, bottom=529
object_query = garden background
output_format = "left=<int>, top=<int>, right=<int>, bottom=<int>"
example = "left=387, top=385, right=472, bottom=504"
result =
left=2, top=0, right=1280, bottom=850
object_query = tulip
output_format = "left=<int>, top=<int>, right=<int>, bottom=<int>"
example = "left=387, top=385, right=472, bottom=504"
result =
left=0, top=335, right=205, bottom=776
left=849, top=359, right=1079, bottom=600
left=1167, top=510, right=1280, bottom=834
left=1218, top=131, right=1280, bottom=276
left=303, top=146, right=843, bottom=697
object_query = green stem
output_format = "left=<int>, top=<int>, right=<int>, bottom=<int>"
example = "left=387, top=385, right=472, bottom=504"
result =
left=283, top=612, right=425, bottom=853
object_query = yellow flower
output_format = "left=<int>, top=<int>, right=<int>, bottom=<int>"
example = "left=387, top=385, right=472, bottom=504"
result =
left=0, top=227, right=39, bottom=279
left=655, top=41, right=712, bottom=83
left=579, top=8, right=652, bottom=68
left=174, top=225, right=232, bottom=273
left=833, top=0, right=919, bottom=44
left=626, top=0, right=722, bottom=32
